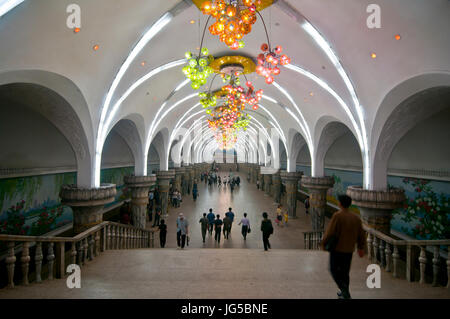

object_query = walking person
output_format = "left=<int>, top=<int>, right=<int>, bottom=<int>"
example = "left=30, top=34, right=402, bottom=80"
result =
left=207, top=208, right=215, bottom=236
left=260, top=212, right=273, bottom=251
left=304, top=196, right=310, bottom=215
left=256, top=179, right=260, bottom=189
left=177, top=190, right=182, bottom=207
left=172, top=190, right=178, bottom=207
left=322, top=195, right=366, bottom=300
left=225, top=207, right=235, bottom=232
left=276, top=204, right=283, bottom=227
left=199, top=213, right=209, bottom=243
left=192, top=183, right=198, bottom=201
left=159, top=219, right=167, bottom=248
left=214, top=214, right=223, bottom=244
left=238, top=213, right=251, bottom=240
left=176, top=213, right=189, bottom=249
left=223, top=214, right=232, bottom=239
left=152, top=208, right=161, bottom=227
left=283, top=210, right=289, bottom=226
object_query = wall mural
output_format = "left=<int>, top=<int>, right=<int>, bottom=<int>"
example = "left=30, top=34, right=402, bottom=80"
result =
left=0, top=166, right=134, bottom=236
left=296, top=165, right=450, bottom=240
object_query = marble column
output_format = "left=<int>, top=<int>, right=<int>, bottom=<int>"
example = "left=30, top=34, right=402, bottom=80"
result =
left=156, top=170, right=175, bottom=219
left=280, top=171, right=303, bottom=218
left=347, top=186, right=406, bottom=234
left=124, top=175, right=157, bottom=229
left=272, top=172, right=281, bottom=204
left=174, top=167, right=185, bottom=193
left=301, top=176, right=335, bottom=231
left=60, top=184, right=116, bottom=235
left=263, top=174, right=272, bottom=195
left=250, top=164, right=257, bottom=184
left=258, top=166, right=264, bottom=190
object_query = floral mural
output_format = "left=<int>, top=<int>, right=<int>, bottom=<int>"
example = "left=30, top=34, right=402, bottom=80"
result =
left=295, top=165, right=450, bottom=240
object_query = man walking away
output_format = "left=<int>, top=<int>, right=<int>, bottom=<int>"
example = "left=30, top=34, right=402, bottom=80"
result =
left=225, top=207, right=235, bottom=232
left=238, top=213, right=250, bottom=240
left=304, top=196, right=310, bottom=215
left=176, top=213, right=189, bottom=249
left=159, top=219, right=167, bottom=248
left=223, top=214, right=232, bottom=239
left=214, top=214, right=223, bottom=244
left=322, top=195, right=366, bottom=300
left=207, top=208, right=215, bottom=236
left=153, top=208, right=161, bottom=227
left=199, top=213, right=209, bottom=243
left=260, top=212, right=273, bottom=251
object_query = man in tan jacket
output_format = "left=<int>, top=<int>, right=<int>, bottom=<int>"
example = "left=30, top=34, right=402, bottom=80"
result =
left=322, top=195, right=366, bottom=299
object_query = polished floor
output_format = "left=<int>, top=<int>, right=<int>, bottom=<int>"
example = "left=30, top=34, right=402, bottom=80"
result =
left=149, top=170, right=319, bottom=249
left=1, top=171, right=449, bottom=299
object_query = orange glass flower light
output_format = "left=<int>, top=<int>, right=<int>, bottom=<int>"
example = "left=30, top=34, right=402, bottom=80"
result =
left=201, top=0, right=260, bottom=50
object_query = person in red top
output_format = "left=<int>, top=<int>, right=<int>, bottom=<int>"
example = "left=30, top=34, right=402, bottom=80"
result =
left=322, top=195, right=366, bottom=299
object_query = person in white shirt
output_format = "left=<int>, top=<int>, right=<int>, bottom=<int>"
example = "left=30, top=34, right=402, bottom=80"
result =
left=238, top=213, right=251, bottom=240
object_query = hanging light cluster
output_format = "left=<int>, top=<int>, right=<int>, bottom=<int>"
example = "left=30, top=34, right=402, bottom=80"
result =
left=200, top=0, right=261, bottom=50
left=256, top=43, right=290, bottom=84
left=215, top=128, right=238, bottom=150
left=182, top=48, right=215, bottom=90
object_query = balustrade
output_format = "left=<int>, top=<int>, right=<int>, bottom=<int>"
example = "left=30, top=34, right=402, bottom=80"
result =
left=0, top=221, right=155, bottom=289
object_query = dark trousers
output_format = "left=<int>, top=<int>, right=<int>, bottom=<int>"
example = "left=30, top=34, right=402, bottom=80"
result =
left=215, top=227, right=221, bottom=243
left=201, top=228, right=207, bottom=242
left=153, top=214, right=160, bottom=226
left=329, top=251, right=353, bottom=298
left=177, top=231, right=186, bottom=248
left=262, top=233, right=271, bottom=250
left=160, top=232, right=166, bottom=248
left=223, top=226, right=230, bottom=239
left=241, top=225, right=248, bottom=240
left=208, top=223, right=214, bottom=235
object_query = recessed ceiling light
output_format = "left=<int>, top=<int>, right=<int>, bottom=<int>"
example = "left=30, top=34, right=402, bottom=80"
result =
left=93, top=44, right=99, bottom=51
left=309, top=92, right=314, bottom=96
left=190, top=20, right=195, bottom=24
left=141, top=61, right=146, bottom=66
left=371, top=53, right=377, bottom=59
left=74, top=27, right=80, bottom=33
left=395, top=34, right=401, bottom=41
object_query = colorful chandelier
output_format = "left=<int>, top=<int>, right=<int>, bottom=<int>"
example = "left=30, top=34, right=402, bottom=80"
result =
left=200, top=0, right=261, bottom=50
left=182, top=48, right=215, bottom=90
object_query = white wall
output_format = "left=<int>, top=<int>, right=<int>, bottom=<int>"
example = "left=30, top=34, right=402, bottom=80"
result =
left=0, top=102, right=76, bottom=169
left=388, top=107, right=450, bottom=173
left=101, top=130, right=134, bottom=167
left=324, top=132, right=362, bottom=169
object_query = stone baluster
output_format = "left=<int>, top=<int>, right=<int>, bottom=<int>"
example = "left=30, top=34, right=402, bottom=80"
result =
left=76, top=241, right=83, bottom=265
left=123, top=227, right=128, bottom=249
left=95, top=231, right=100, bottom=256
left=392, top=245, right=400, bottom=278
left=432, top=246, right=440, bottom=287
left=89, top=235, right=95, bottom=260
left=419, top=246, right=427, bottom=284
left=346, top=186, right=405, bottom=234
left=134, top=229, right=138, bottom=248
left=35, top=242, right=43, bottom=283
left=70, top=242, right=77, bottom=266
left=111, top=225, right=115, bottom=250
left=83, top=238, right=88, bottom=264
left=47, top=242, right=55, bottom=280
left=367, top=233, right=373, bottom=260
left=6, top=241, right=16, bottom=288
left=59, top=184, right=116, bottom=235
left=118, top=227, right=123, bottom=249
left=302, top=176, right=335, bottom=231
left=106, top=225, right=111, bottom=250
left=20, top=242, right=30, bottom=285
left=379, top=240, right=385, bottom=267
left=385, top=243, right=392, bottom=272
left=372, top=236, right=379, bottom=263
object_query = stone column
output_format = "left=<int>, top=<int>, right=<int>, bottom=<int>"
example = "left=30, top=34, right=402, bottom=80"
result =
left=280, top=171, right=303, bottom=218
left=124, top=175, right=157, bottom=229
left=272, top=172, right=281, bottom=204
left=258, top=166, right=264, bottom=190
left=186, top=166, right=193, bottom=194
left=250, top=164, right=256, bottom=184
left=182, top=165, right=190, bottom=195
left=60, top=184, right=116, bottom=235
left=346, top=186, right=406, bottom=234
left=156, top=170, right=175, bottom=219
left=301, top=176, right=335, bottom=231
left=263, top=174, right=272, bottom=195
left=174, top=167, right=185, bottom=193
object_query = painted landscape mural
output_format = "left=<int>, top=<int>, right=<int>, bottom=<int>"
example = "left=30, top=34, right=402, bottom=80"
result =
left=297, top=165, right=450, bottom=240
left=0, top=166, right=134, bottom=236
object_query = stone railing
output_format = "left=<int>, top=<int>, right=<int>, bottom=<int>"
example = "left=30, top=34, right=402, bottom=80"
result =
left=303, top=231, right=323, bottom=250
left=303, top=227, right=450, bottom=288
left=0, top=221, right=155, bottom=289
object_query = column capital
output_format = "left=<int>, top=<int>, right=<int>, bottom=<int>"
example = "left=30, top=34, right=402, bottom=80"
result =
left=260, top=166, right=278, bottom=175
left=124, top=175, right=157, bottom=188
left=346, top=186, right=405, bottom=210
left=156, top=169, right=175, bottom=182
left=60, top=183, right=116, bottom=207
left=301, top=176, right=335, bottom=191
left=175, top=167, right=186, bottom=175
left=280, top=171, right=303, bottom=183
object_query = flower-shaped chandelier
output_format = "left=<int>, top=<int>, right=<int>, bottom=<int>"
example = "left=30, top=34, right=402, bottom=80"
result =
left=182, top=0, right=291, bottom=150
left=201, top=0, right=261, bottom=50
